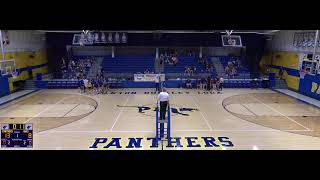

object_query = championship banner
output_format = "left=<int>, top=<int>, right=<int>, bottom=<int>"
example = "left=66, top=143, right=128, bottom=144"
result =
left=134, top=74, right=165, bottom=82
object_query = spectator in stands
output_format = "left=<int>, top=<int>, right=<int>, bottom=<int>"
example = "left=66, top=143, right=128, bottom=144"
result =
left=102, top=78, right=109, bottom=93
left=196, top=78, right=201, bottom=89
left=92, top=79, right=99, bottom=95
left=83, top=77, right=89, bottom=93
left=96, top=73, right=100, bottom=82
left=87, top=79, right=93, bottom=94
left=191, top=66, right=196, bottom=74
left=225, top=66, right=230, bottom=79
left=100, top=73, right=104, bottom=81
left=231, top=67, right=237, bottom=78
left=97, top=78, right=103, bottom=94
left=164, top=53, right=170, bottom=63
left=144, top=69, right=150, bottom=74
left=218, top=76, right=224, bottom=92
left=200, top=78, right=207, bottom=90
left=206, top=64, right=213, bottom=73
left=184, top=67, right=191, bottom=76
left=71, top=59, right=75, bottom=66
left=186, top=78, right=192, bottom=89
left=216, top=78, right=221, bottom=93
left=209, top=77, right=216, bottom=92
left=207, top=76, right=212, bottom=91
left=172, top=56, right=178, bottom=66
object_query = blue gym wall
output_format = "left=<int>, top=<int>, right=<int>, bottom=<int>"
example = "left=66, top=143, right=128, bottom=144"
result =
left=299, top=74, right=320, bottom=100
left=0, top=75, right=10, bottom=97
left=261, top=30, right=320, bottom=100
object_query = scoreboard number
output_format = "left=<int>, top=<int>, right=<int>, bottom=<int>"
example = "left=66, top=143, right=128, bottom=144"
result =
left=5, top=132, right=10, bottom=138
left=1, top=123, right=33, bottom=148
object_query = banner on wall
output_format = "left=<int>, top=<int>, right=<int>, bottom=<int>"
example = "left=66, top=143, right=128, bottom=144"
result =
left=134, top=74, right=165, bottom=82
left=293, top=32, right=320, bottom=48
left=298, top=53, right=320, bottom=78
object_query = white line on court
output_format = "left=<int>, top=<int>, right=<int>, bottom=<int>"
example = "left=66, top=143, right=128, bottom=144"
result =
left=191, top=95, right=213, bottom=130
left=37, top=129, right=312, bottom=134
left=109, top=95, right=131, bottom=131
left=249, top=95, right=311, bottom=131
left=23, top=96, right=69, bottom=123
left=174, top=129, right=312, bottom=132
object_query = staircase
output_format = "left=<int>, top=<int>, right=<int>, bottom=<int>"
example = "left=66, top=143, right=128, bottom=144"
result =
left=211, top=57, right=225, bottom=77
left=23, top=80, right=38, bottom=90
left=274, top=79, right=288, bottom=89
left=87, top=57, right=103, bottom=79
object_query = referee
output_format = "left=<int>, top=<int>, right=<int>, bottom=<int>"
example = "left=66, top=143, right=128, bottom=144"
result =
left=157, top=88, right=169, bottom=120
left=155, top=74, right=162, bottom=92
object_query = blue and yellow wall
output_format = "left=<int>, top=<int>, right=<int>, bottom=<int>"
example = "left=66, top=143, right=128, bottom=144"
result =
left=1, top=48, right=48, bottom=92
left=260, top=51, right=300, bottom=91
left=260, top=51, right=320, bottom=100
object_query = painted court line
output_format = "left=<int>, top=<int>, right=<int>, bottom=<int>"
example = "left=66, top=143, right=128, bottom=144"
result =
left=62, top=104, right=80, bottom=117
left=241, top=104, right=257, bottom=116
left=250, top=94, right=311, bottom=131
left=110, top=95, right=131, bottom=131
left=23, top=96, right=69, bottom=123
left=38, top=128, right=312, bottom=134
left=191, top=95, right=213, bottom=130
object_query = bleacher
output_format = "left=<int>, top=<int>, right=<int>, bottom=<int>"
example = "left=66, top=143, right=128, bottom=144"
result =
left=102, top=56, right=155, bottom=74
left=62, top=56, right=92, bottom=79
left=218, top=56, right=249, bottom=75
left=164, top=56, right=217, bottom=77
left=36, top=54, right=265, bottom=89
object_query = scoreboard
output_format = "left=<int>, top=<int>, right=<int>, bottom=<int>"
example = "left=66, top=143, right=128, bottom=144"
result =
left=1, top=123, right=33, bottom=148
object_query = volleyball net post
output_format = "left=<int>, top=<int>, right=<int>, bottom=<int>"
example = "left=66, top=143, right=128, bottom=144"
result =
left=155, top=101, right=171, bottom=141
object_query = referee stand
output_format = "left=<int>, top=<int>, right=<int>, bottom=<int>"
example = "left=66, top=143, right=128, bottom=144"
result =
left=155, top=102, right=171, bottom=141
left=155, top=79, right=171, bottom=147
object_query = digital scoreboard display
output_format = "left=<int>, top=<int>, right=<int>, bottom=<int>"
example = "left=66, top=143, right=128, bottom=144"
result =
left=1, top=123, right=33, bottom=148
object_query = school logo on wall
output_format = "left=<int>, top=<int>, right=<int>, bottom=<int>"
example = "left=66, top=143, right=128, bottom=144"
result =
left=116, top=104, right=199, bottom=117
left=311, top=82, right=320, bottom=94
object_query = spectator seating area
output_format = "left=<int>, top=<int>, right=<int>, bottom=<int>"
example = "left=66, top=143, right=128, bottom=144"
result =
left=42, top=55, right=264, bottom=89
left=36, top=79, right=125, bottom=89
left=177, top=79, right=262, bottom=89
left=46, top=80, right=79, bottom=89
left=102, top=56, right=155, bottom=74
left=219, top=56, right=249, bottom=76
left=35, top=78, right=264, bottom=89
left=164, top=56, right=217, bottom=76
left=61, top=56, right=93, bottom=79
